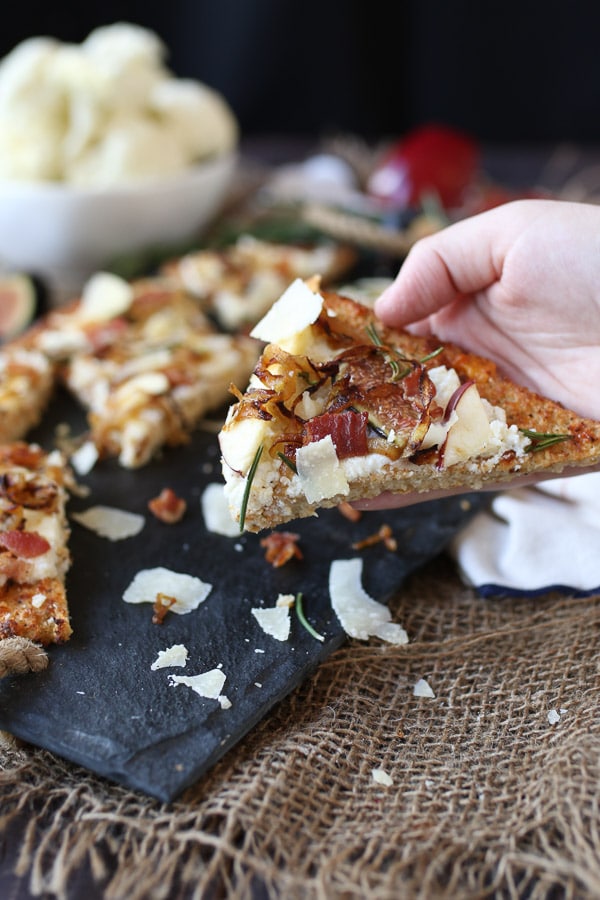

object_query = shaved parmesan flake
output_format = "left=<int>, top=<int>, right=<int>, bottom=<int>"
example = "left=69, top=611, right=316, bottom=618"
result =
left=169, top=668, right=226, bottom=699
left=372, top=767, right=394, bottom=786
left=413, top=678, right=435, bottom=698
left=251, top=605, right=291, bottom=641
left=329, top=558, right=408, bottom=644
left=123, top=567, right=212, bottom=614
left=296, top=435, right=349, bottom=503
left=547, top=709, right=561, bottom=725
left=151, top=644, right=189, bottom=670
left=71, top=505, right=145, bottom=540
left=31, top=592, right=47, bottom=608
left=79, top=272, right=134, bottom=322
left=70, top=440, right=99, bottom=475
left=218, top=695, right=232, bottom=709
left=201, top=482, right=239, bottom=536
left=249, top=278, right=323, bottom=342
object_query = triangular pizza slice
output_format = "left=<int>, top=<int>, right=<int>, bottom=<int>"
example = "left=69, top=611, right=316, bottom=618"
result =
left=219, top=279, right=600, bottom=532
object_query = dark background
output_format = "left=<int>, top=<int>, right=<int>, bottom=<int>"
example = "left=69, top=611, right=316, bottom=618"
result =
left=2, top=1, right=600, bottom=144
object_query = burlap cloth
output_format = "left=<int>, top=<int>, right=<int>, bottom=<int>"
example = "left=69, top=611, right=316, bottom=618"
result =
left=1, top=553, right=600, bottom=899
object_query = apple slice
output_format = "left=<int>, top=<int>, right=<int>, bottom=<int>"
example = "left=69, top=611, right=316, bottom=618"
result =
left=439, top=381, right=492, bottom=467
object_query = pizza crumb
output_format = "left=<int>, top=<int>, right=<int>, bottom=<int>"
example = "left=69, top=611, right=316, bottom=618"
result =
left=337, top=501, right=362, bottom=522
left=260, top=531, right=303, bottom=568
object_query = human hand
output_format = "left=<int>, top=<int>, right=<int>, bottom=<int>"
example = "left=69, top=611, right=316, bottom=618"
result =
left=375, top=199, right=600, bottom=421
left=354, top=199, right=600, bottom=510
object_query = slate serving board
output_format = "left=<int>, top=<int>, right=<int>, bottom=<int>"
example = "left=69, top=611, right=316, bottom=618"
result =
left=0, top=392, right=488, bottom=802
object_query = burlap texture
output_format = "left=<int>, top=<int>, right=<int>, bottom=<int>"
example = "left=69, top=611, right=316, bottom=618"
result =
left=1, top=554, right=600, bottom=899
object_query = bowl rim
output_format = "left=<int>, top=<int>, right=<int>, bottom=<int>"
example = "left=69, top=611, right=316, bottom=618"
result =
left=0, top=149, right=238, bottom=199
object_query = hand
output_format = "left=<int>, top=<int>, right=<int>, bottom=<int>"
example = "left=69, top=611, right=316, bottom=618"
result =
left=375, top=199, right=600, bottom=421
left=354, top=199, right=600, bottom=510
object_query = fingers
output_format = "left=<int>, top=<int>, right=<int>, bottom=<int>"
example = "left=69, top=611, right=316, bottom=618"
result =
left=374, top=201, right=532, bottom=328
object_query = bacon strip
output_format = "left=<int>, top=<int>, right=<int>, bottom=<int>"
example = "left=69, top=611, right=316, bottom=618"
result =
left=0, top=530, right=51, bottom=558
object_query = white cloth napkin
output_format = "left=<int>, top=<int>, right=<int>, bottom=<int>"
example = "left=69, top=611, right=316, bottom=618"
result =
left=449, top=472, right=600, bottom=597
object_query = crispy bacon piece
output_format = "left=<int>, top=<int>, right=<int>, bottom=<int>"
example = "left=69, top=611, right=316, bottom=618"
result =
left=148, top=487, right=187, bottom=523
left=352, top=524, right=397, bottom=552
left=304, top=409, right=369, bottom=458
left=260, top=531, right=303, bottom=568
left=0, top=530, right=51, bottom=558
left=337, top=501, right=362, bottom=523
left=152, top=592, right=177, bottom=624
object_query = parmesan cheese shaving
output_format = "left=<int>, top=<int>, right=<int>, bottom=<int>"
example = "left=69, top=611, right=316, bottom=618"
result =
left=329, top=558, right=408, bottom=644
left=123, top=567, right=212, bottom=613
left=201, top=482, right=239, bottom=536
left=296, top=435, right=349, bottom=503
left=79, top=272, right=134, bottom=322
left=150, top=644, right=189, bottom=670
left=71, top=505, right=145, bottom=540
left=413, top=678, right=435, bottom=698
left=249, top=278, right=323, bottom=342
left=251, top=605, right=291, bottom=641
left=169, top=668, right=226, bottom=699
left=372, top=767, right=394, bottom=786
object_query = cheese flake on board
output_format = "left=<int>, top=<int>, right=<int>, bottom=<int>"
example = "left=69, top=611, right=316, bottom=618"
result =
left=169, top=668, right=226, bottom=699
left=329, top=557, right=408, bottom=644
left=150, top=644, right=189, bottom=670
left=71, top=505, right=145, bottom=540
left=123, top=567, right=212, bottom=614
left=201, top=482, right=239, bottom=536
left=251, top=604, right=291, bottom=641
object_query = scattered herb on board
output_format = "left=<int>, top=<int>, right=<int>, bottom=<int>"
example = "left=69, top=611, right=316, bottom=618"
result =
left=295, top=592, right=325, bottom=642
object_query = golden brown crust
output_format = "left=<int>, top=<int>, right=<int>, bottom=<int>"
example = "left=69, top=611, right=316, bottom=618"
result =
left=0, top=578, right=72, bottom=644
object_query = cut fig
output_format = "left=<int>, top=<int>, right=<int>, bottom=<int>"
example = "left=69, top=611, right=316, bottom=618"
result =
left=0, top=274, right=42, bottom=342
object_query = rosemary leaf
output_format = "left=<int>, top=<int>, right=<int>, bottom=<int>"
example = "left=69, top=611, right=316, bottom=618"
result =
left=239, top=444, right=263, bottom=532
left=519, top=428, right=571, bottom=452
left=277, top=451, right=298, bottom=473
left=295, top=592, right=325, bottom=642
left=420, top=346, right=444, bottom=363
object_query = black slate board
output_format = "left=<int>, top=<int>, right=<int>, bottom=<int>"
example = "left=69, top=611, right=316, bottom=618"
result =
left=0, top=392, right=488, bottom=801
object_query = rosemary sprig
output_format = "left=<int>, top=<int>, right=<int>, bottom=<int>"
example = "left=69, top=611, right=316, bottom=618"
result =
left=239, top=444, right=263, bottom=532
left=365, top=324, right=444, bottom=381
left=295, top=592, right=325, bottom=642
left=365, top=322, right=404, bottom=380
left=277, top=451, right=297, bottom=473
left=519, top=428, right=571, bottom=452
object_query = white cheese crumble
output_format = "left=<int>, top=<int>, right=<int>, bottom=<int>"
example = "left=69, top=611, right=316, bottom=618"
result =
left=31, top=592, right=47, bottom=608
left=251, top=604, right=291, bottom=641
left=123, top=567, right=212, bottom=614
left=413, top=678, right=435, bottom=699
left=372, top=767, right=394, bottom=787
left=71, top=505, right=145, bottom=540
left=547, top=708, right=561, bottom=725
left=169, top=668, right=226, bottom=699
left=151, top=644, right=189, bottom=670
left=201, top=482, right=239, bottom=536
left=329, top=558, right=408, bottom=644
left=249, top=278, right=323, bottom=343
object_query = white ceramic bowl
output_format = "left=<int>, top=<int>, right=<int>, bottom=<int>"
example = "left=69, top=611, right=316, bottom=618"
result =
left=0, top=151, right=237, bottom=301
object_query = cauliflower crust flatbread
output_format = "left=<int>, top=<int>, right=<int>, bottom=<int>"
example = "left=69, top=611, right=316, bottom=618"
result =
left=0, top=443, right=72, bottom=645
left=219, top=281, right=600, bottom=533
